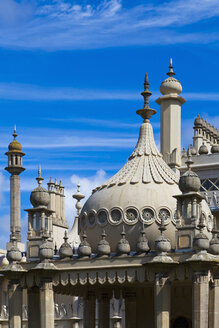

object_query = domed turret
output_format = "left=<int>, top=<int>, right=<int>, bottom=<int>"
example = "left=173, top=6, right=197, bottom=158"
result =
left=194, top=114, right=202, bottom=127
left=80, top=74, right=180, bottom=252
left=160, top=59, right=182, bottom=96
left=30, top=165, right=50, bottom=208
left=199, top=143, right=208, bottom=155
left=179, top=154, right=201, bottom=193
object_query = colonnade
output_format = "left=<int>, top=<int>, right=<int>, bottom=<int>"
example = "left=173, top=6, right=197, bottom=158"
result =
left=7, top=271, right=219, bottom=328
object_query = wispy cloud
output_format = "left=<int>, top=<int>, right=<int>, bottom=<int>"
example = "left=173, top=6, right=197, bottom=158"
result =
left=0, top=0, right=219, bottom=50
left=0, top=82, right=219, bottom=102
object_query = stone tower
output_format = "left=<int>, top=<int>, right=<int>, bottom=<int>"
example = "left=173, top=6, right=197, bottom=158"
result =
left=156, top=59, right=186, bottom=169
left=5, top=126, right=25, bottom=251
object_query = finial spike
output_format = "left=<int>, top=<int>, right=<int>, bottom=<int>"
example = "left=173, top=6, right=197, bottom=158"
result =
left=36, top=164, right=43, bottom=186
left=167, top=58, right=175, bottom=77
left=13, top=125, right=18, bottom=139
left=136, top=72, right=156, bottom=121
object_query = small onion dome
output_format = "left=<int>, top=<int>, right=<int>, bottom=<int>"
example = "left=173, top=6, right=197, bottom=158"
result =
left=209, top=218, right=219, bottom=255
left=187, top=144, right=196, bottom=156
left=78, top=232, right=91, bottom=257
left=8, top=126, right=23, bottom=153
left=20, top=254, right=27, bottom=263
left=194, top=114, right=202, bottom=127
left=1, top=256, right=9, bottom=267
left=193, top=233, right=209, bottom=252
left=160, top=59, right=182, bottom=96
left=59, top=231, right=73, bottom=259
left=155, top=219, right=171, bottom=255
left=7, top=236, right=22, bottom=263
left=97, top=230, right=111, bottom=257
left=136, top=227, right=150, bottom=254
left=193, top=216, right=209, bottom=252
left=39, top=233, right=54, bottom=261
left=179, top=170, right=200, bottom=193
left=30, top=165, right=50, bottom=207
left=211, top=144, right=219, bottom=153
left=199, top=143, right=208, bottom=155
left=116, top=227, right=130, bottom=256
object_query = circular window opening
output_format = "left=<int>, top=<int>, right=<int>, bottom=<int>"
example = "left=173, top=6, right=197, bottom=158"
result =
left=88, top=212, right=96, bottom=226
left=97, top=210, right=108, bottom=225
left=125, top=208, right=138, bottom=223
left=158, top=208, right=171, bottom=224
left=110, top=209, right=122, bottom=223
left=141, top=208, right=154, bottom=223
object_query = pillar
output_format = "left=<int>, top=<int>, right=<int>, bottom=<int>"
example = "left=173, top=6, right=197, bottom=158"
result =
left=98, top=292, right=110, bottom=328
left=8, top=280, right=22, bottom=328
left=28, top=287, right=40, bottom=328
left=83, top=291, right=96, bottom=328
left=124, top=291, right=137, bottom=328
left=192, top=272, right=209, bottom=328
left=40, top=279, right=54, bottom=328
left=10, top=175, right=21, bottom=241
left=154, top=273, right=171, bottom=328
left=209, top=277, right=219, bottom=328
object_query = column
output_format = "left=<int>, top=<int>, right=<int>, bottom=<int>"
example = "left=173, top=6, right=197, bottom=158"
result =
left=154, top=273, right=171, bottom=328
left=124, top=291, right=137, bottom=328
left=40, top=279, right=54, bottom=328
left=10, top=175, right=21, bottom=241
left=28, top=287, right=40, bottom=328
left=192, top=272, right=209, bottom=328
left=209, top=277, right=219, bottom=328
left=98, top=292, right=110, bottom=328
left=83, top=291, right=96, bottom=328
left=8, top=280, right=22, bottom=328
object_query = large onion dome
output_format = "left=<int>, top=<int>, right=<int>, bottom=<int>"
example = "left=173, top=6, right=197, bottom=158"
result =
left=79, top=73, right=180, bottom=252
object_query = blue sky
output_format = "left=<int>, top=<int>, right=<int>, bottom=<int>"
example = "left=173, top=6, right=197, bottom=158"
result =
left=0, top=0, right=219, bottom=248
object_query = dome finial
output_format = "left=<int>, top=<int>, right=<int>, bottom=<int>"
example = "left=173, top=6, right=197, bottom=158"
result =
left=13, top=125, right=18, bottom=139
left=136, top=72, right=157, bottom=121
left=167, top=58, right=175, bottom=77
left=185, top=148, right=194, bottom=171
left=36, top=164, right=44, bottom=186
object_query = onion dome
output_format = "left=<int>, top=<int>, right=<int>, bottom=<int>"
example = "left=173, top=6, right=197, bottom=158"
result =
left=211, top=144, right=219, bottom=153
left=59, top=231, right=73, bottom=259
left=30, top=165, right=50, bottom=208
left=116, top=227, right=130, bottom=256
left=160, top=59, right=182, bottom=96
left=97, top=230, right=111, bottom=257
left=209, top=217, right=219, bottom=255
left=39, top=231, right=54, bottom=261
left=194, top=114, right=202, bottom=127
left=187, top=144, right=196, bottom=156
left=179, top=154, right=200, bottom=193
left=155, top=218, right=171, bottom=255
left=80, top=73, right=179, bottom=252
left=78, top=232, right=91, bottom=257
left=7, top=126, right=24, bottom=154
left=136, top=225, right=150, bottom=254
left=1, top=256, right=9, bottom=267
left=7, top=236, right=22, bottom=263
left=193, top=215, right=209, bottom=252
left=199, top=143, right=208, bottom=155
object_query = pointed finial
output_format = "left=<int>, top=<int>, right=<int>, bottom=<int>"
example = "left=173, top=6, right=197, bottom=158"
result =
left=185, top=148, right=193, bottom=170
left=159, top=217, right=166, bottom=236
left=64, top=230, right=68, bottom=243
left=73, top=183, right=85, bottom=216
left=167, top=58, right=175, bottom=77
left=136, top=72, right=156, bottom=121
left=36, top=164, right=44, bottom=186
left=13, top=125, right=18, bottom=139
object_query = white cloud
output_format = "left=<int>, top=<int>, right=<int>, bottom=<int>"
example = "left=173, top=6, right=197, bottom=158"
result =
left=0, top=0, right=219, bottom=50
left=64, top=170, right=107, bottom=227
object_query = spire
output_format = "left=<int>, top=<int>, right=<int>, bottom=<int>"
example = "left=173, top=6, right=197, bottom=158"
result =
left=36, top=164, right=44, bottom=186
left=13, top=125, right=18, bottom=139
left=136, top=73, right=156, bottom=121
left=167, top=58, right=175, bottom=77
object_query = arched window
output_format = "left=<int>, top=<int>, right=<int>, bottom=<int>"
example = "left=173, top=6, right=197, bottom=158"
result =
left=173, top=317, right=190, bottom=328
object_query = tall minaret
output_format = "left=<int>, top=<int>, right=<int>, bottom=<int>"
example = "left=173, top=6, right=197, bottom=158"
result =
left=156, top=59, right=186, bottom=168
left=5, top=126, right=25, bottom=250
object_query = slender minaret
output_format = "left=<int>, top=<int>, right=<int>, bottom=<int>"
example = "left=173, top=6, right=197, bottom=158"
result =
left=5, top=126, right=25, bottom=250
left=156, top=59, right=186, bottom=168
